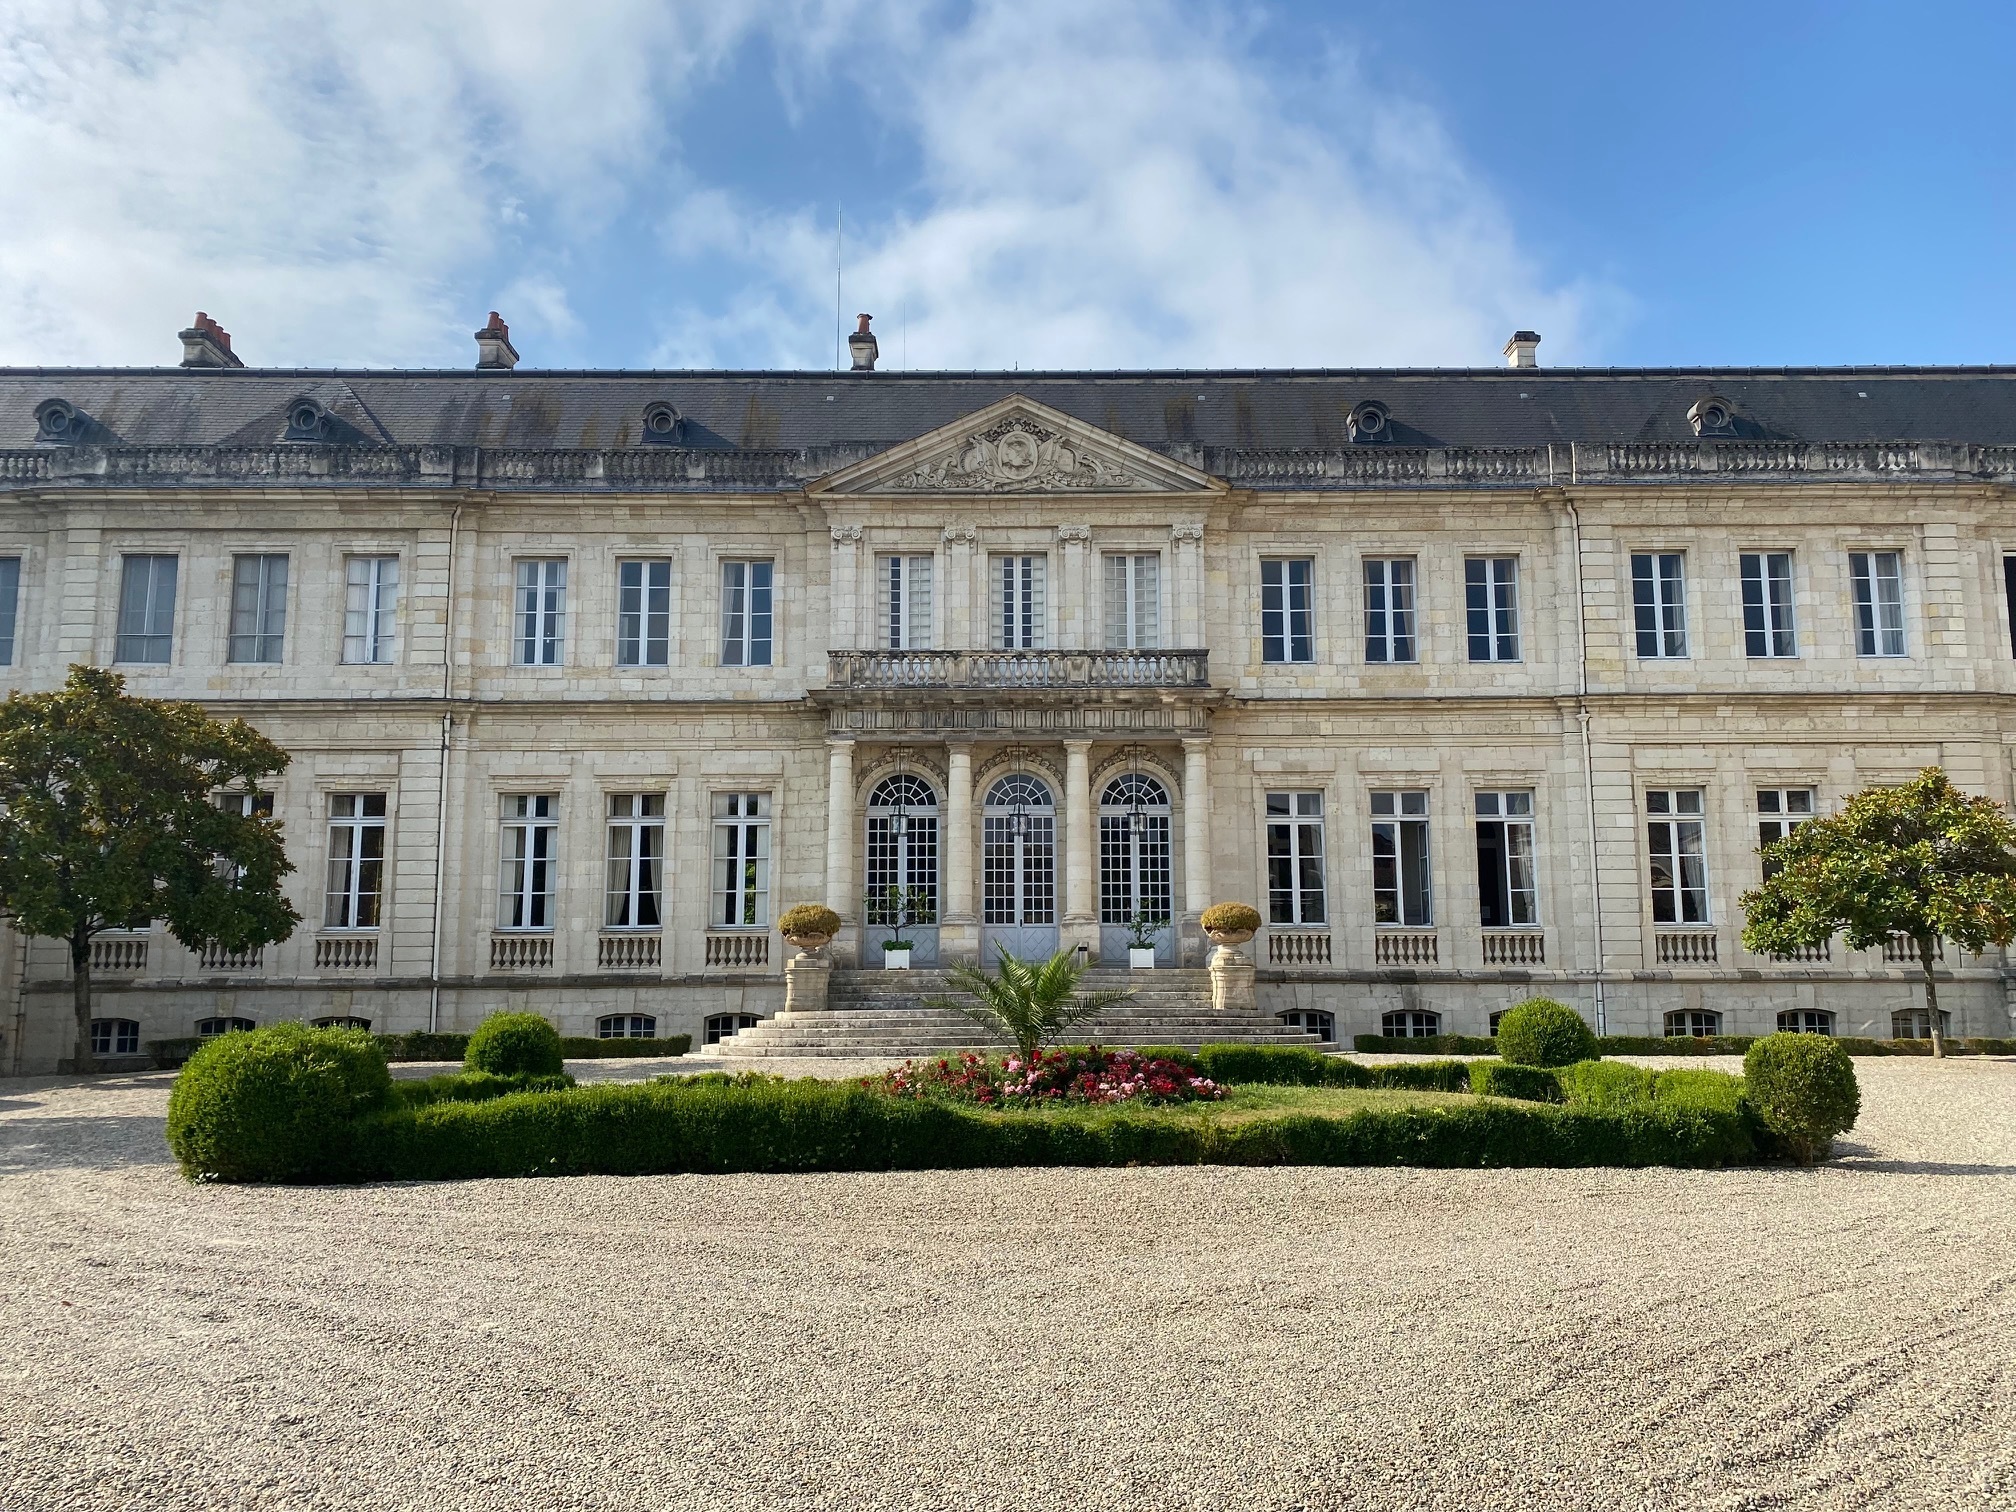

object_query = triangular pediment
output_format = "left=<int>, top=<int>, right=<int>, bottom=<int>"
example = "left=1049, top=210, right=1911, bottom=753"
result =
left=811, top=396, right=1224, bottom=496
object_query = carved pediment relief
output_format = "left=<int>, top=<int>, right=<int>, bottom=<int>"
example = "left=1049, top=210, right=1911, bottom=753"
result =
left=811, top=395, right=1223, bottom=497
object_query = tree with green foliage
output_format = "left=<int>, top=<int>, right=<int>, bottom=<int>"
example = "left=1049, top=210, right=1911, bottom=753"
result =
left=929, top=946, right=1133, bottom=1061
left=1740, top=769, right=2016, bottom=1058
left=0, top=666, right=300, bottom=1072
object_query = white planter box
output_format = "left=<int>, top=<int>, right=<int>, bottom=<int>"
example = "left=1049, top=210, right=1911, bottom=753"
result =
left=883, top=946, right=913, bottom=970
left=1129, top=946, right=1157, bottom=969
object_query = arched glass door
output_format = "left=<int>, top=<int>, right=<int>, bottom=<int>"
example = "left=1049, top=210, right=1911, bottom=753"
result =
left=866, top=774, right=940, bottom=965
left=1099, top=773, right=1174, bottom=964
left=982, top=774, right=1058, bottom=964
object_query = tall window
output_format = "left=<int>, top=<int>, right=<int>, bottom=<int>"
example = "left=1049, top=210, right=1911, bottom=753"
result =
left=991, top=554, right=1046, bottom=649
left=1265, top=792, right=1326, bottom=925
left=343, top=556, right=399, bottom=664
left=713, top=792, right=771, bottom=926
left=1260, top=558, right=1314, bottom=664
left=323, top=793, right=386, bottom=929
left=498, top=795, right=558, bottom=930
left=114, top=553, right=177, bottom=664
left=615, top=559, right=671, bottom=668
left=1755, top=787, right=1815, bottom=879
left=1740, top=552, right=1796, bottom=658
left=227, top=553, right=289, bottom=664
left=721, top=559, right=773, bottom=666
left=0, top=555, right=20, bottom=665
left=1465, top=558, right=1519, bottom=662
left=1098, top=774, right=1172, bottom=926
left=1474, top=791, right=1538, bottom=927
left=1850, top=550, right=1906, bottom=657
left=1370, top=790, right=1432, bottom=926
left=1646, top=789, right=1709, bottom=924
left=865, top=776, right=938, bottom=925
left=514, top=559, right=567, bottom=666
left=2003, top=555, right=2016, bottom=658
left=1363, top=557, right=1416, bottom=663
left=605, top=793, right=665, bottom=928
left=880, top=554, right=933, bottom=650
left=1103, top=553, right=1160, bottom=649
left=1632, top=553, right=1688, bottom=658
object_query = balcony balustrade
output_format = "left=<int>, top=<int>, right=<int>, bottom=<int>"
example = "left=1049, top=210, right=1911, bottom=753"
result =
left=828, top=648, right=1209, bottom=691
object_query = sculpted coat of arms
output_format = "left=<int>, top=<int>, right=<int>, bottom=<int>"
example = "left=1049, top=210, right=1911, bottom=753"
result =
left=894, top=416, right=1141, bottom=492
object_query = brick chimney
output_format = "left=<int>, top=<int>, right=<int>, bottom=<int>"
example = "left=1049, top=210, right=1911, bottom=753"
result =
left=178, top=312, right=243, bottom=369
left=475, top=311, right=519, bottom=370
left=1502, top=330, right=1541, bottom=369
left=847, top=313, right=879, bottom=372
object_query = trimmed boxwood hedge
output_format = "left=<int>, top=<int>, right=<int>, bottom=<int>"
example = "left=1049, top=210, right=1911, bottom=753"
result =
left=1468, top=1060, right=1565, bottom=1102
left=1351, top=1034, right=1498, bottom=1056
left=1356, top=1033, right=2016, bottom=1057
left=392, top=1071, right=576, bottom=1108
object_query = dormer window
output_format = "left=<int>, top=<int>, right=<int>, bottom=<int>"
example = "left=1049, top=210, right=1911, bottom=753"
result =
left=642, top=401, right=682, bottom=443
left=1687, top=395, right=1737, bottom=437
left=1348, top=399, right=1391, bottom=444
left=35, top=398, right=83, bottom=444
left=285, top=398, right=333, bottom=443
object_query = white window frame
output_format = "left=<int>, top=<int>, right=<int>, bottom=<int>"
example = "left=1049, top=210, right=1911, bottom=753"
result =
left=1739, top=551, right=1797, bottom=658
left=114, top=553, right=178, bottom=665
left=1474, top=790, right=1538, bottom=928
left=712, top=792, right=771, bottom=927
left=604, top=793, right=665, bottom=929
left=1260, top=558, right=1315, bottom=665
left=1265, top=791, right=1326, bottom=925
left=1363, top=556, right=1417, bottom=664
left=1464, top=557, right=1520, bottom=662
left=227, top=553, right=289, bottom=665
left=880, top=554, right=934, bottom=650
left=514, top=558, right=567, bottom=667
left=1850, top=550, right=1906, bottom=657
left=1645, top=788, right=1710, bottom=925
left=1755, top=787, right=1815, bottom=879
left=615, top=559, right=672, bottom=668
left=720, top=559, right=774, bottom=667
left=343, top=555, right=399, bottom=664
left=0, top=555, right=18, bottom=666
left=323, top=792, right=387, bottom=930
left=1102, top=553, right=1161, bottom=649
left=990, top=554, right=1047, bottom=649
left=1631, top=552, right=1689, bottom=659
left=498, top=794, right=559, bottom=931
left=1370, top=789, right=1432, bottom=926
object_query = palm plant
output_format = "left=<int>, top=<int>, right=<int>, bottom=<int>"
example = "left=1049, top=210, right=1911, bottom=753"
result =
left=928, top=947, right=1133, bottom=1061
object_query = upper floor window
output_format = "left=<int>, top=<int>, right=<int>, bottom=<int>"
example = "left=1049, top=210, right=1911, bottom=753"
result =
left=881, top=554, right=933, bottom=650
left=114, top=553, right=177, bottom=664
left=1265, top=791, right=1326, bottom=925
left=514, top=559, right=567, bottom=666
left=1474, top=790, right=1537, bottom=927
left=215, top=791, right=274, bottom=880
left=1465, top=557, right=1520, bottom=662
left=0, top=556, right=20, bottom=665
left=1755, top=787, right=1814, bottom=879
left=227, top=553, right=289, bottom=664
left=991, top=554, right=1046, bottom=650
left=1849, top=550, right=1906, bottom=657
left=2003, top=555, right=2016, bottom=659
left=605, top=792, right=665, bottom=929
left=1363, top=557, right=1416, bottom=664
left=1370, top=789, right=1432, bottom=926
left=1740, top=551, right=1796, bottom=658
left=498, top=794, right=558, bottom=930
left=1260, top=558, right=1314, bottom=664
left=324, top=793, right=386, bottom=929
left=1103, top=553, right=1160, bottom=649
left=343, top=556, right=399, bottom=664
left=721, top=559, right=773, bottom=667
left=1645, top=789, right=1709, bottom=924
left=616, top=559, right=672, bottom=668
left=1632, top=553, right=1688, bottom=658
left=713, top=792, right=771, bottom=926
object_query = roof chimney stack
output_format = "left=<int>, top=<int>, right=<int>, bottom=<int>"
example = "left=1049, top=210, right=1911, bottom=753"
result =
left=847, top=313, right=879, bottom=372
left=1503, top=330, right=1541, bottom=369
left=475, top=311, right=519, bottom=371
left=178, top=312, right=243, bottom=369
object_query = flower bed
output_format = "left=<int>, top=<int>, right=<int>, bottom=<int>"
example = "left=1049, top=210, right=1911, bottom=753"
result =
left=870, top=1047, right=1223, bottom=1107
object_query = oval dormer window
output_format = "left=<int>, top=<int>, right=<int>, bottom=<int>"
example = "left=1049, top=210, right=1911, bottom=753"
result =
left=285, top=398, right=331, bottom=442
left=1348, top=399, right=1391, bottom=444
left=1687, top=395, right=1736, bottom=437
left=35, top=397, right=82, bottom=444
left=642, top=401, right=681, bottom=443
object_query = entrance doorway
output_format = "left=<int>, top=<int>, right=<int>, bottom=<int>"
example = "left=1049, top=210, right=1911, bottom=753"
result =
left=865, top=773, right=940, bottom=965
left=1098, top=773, right=1175, bottom=964
left=981, top=773, right=1059, bottom=964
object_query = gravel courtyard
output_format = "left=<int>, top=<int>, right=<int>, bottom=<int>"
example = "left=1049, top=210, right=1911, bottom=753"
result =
left=2, top=1056, right=2012, bottom=1512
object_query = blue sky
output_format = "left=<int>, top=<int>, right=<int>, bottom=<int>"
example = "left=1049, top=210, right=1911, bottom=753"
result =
left=2, top=1, right=2009, bottom=372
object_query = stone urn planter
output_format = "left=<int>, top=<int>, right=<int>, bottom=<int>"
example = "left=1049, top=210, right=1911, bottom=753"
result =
left=777, top=905, right=841, bottom=959
left=1200, top=903, right=1262, bottom=959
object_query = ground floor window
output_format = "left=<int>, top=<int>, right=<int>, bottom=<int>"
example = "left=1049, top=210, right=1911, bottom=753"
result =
left=1776, top=1009, right=1834, bottom=1035
left=1891, top=1008, right=1952, bottom=1040
left=1381, top=1009, right=1441, bottom=1039
left=596, top=1014, right=657, bottom=1039
left=90, top=1019, right=139, bottom=1056
left=1664, top=1010, right=1722, bottom=1038
left=1488, top=1009, right=1505, bottom=1035
left=1278, top=1008, right=1336, bottom=1044
left=196, top=1016, right=256, bottom=1038
left=704, top=1012, right=761, bottom=1045
left=312, top=1015, right=372, bottom=1031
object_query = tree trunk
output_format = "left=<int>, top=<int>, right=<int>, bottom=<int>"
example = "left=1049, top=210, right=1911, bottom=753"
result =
left=71, top=933, right=96, bottom=1075
left=1918, top=935, right=1946, bottom=1060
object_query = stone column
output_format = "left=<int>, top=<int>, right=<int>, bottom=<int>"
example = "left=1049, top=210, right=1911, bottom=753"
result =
left=1062, top=739, right=1097, bottom=960
left=825, top=738, right=857, bottom=965
left=942, top=524, right=976, bottom=650
left=941, top=741, right=979, bottom=964
left=829, top=524, right=862, bottom=649
left=1182, top=738, right=1211, bottom=967
left=1058, top=525, right=1092, bottom=649
left=1172, top=522, right=1205, bottom=650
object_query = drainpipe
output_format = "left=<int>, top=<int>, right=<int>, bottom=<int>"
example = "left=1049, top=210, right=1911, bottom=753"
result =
left=427, top=500, right=464, bottom=1034
left=1564, top=495, right=1607, bottom=1035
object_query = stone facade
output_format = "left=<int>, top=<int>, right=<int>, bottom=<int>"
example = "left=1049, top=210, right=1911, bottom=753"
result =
left=3, top=368, right=2015, bottom=1069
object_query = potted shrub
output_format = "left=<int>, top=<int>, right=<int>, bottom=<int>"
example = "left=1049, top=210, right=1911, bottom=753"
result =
left=777, top=904, right=842, bottom=958
left=1125, top=909, right=1168, bottom=969
left=1200, top=902, right=1261, bottom=949
left=867, top=884, right=934, bottom=969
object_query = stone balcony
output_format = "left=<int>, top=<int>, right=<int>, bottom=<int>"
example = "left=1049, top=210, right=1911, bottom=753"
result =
left=816, top=649, right=1218, bottom=738
left=826, top=648, right=1209, bottom=690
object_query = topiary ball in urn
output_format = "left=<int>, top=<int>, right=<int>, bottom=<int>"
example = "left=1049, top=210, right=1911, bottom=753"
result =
left=1200, top=902, right=1261, bottom=946
left=778, top=904, right=842, bottom=955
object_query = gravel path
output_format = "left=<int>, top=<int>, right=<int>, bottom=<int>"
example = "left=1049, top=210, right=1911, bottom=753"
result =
left=2, top=1057, right=2013, bottom=1512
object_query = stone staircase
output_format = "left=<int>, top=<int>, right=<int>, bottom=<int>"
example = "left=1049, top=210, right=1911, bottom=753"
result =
left=713, top=967, right=1326, bottom=1058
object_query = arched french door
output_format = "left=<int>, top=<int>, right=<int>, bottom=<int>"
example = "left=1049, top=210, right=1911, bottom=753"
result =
left=865, top=774, right=940, bottom=964
left=1099, top=773, right=1175, bottom=964
left=981, top=774, right=1058, bottom=964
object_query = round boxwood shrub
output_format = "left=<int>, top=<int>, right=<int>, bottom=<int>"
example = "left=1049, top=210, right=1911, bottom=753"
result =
left=464, top=1012, right=564, bottom=1078
left=1743, top=1032, right=1860, bottom=1165
left=1200, top=902, right=1262, bottom=936
left=1495, top=997, right=1598, bottom=1068
left=166, top=1022, right=391, bottom=1182
left=777, top=904, right=842, bottom=939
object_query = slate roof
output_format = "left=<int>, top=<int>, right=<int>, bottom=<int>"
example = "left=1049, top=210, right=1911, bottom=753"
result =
left=2, top=365, right=2014, bottom=453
